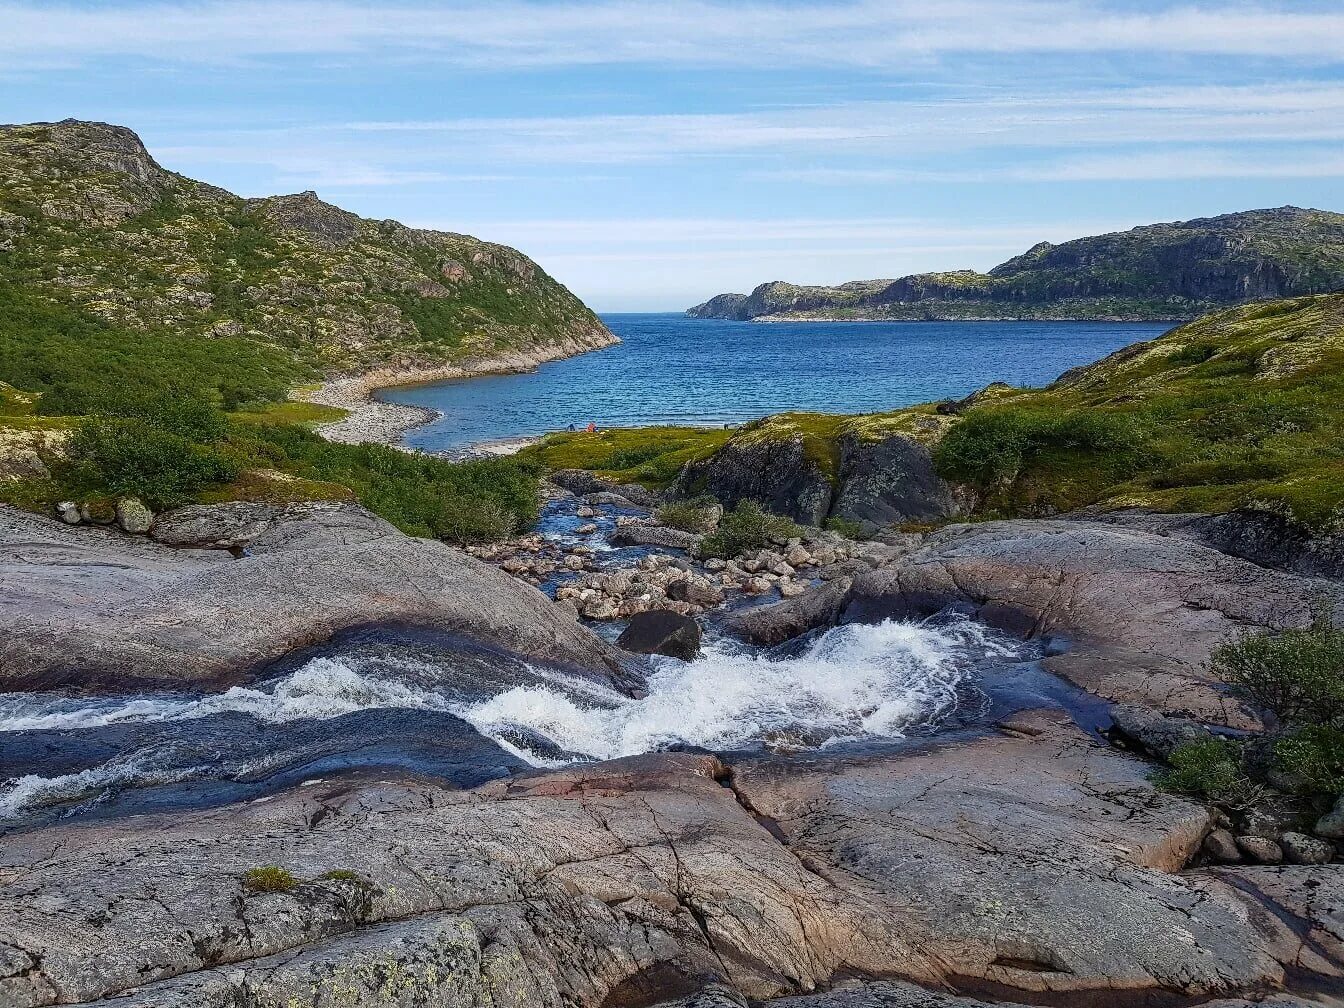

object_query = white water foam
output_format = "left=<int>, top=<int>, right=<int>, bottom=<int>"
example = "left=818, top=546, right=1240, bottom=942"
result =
left=459, top=618, right=1013, bottom=762
left=1, top=618, right=1013, bottom=817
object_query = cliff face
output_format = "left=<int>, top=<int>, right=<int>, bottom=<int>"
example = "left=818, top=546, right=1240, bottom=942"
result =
left=687, top=207, right=1344, bottom=321
left=0, top=119, right=615, bottom=373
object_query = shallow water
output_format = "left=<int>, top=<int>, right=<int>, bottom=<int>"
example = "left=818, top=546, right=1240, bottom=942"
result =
left=387, top=314, right=1173, bottom=453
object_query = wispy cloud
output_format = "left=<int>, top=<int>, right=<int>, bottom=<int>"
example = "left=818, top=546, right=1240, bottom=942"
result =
left=3, top=1, right=1344, bottom=70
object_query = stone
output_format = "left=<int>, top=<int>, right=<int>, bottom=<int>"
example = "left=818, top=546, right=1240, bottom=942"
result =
left=1203, top=828, right=1241, bottom=863
left=847, top=520, right=1344, bottom=727
left=149, top=501, right=284, bottom=548
left=777, top=578, right=807, bottom=598
left=575, top=522, right=599, bottom=535
left=1109, top=703, right=1213, bottom=758
left=1235, top=835, right=1284, bottom=864
left=725, top=578, right=854, bottom=646
left=703, top=557, right=727, bottom=572
left=741, top=576, right=772, bottom=595
left=0, top=502, right=638, bottom=694
left=667, top=576, right=726, bottom=607
left=616, top=609, right=702, bottom=660
left=610, top=524, right=703, bottom=551
left=1281, top=831, right=1335, bottom=865
left=548, top=469, right=661, bottom=508
left=54, top=501, right=81, bottom=525
left=1314, top=797, right=1344, bottom=839
left=784, top=544, right=813, bottom=566
left=564, top=554, right=586, bottom=570
left=114, top=497, right=154, bottom=534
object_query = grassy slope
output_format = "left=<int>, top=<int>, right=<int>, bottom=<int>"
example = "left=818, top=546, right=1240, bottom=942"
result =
left=533, top=293, right=1344, bottom=530
left=0, top=119, right=613, bottom=538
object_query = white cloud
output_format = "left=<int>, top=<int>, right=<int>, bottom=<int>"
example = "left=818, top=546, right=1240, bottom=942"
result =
left=2, top=1, right=1343, bottom=69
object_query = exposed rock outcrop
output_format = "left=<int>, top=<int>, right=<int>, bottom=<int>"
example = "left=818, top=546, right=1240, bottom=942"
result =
left=616, top=609, right=702, bottom=660
left=0, top=502, right=637, bottom=693
left=845, top=520, right=1344, bottom=726
left=4, top=716, right=1335, bottom=1008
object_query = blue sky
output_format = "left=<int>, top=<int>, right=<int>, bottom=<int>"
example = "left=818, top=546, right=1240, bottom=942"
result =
left=3, top=1, right=1344, bottom=310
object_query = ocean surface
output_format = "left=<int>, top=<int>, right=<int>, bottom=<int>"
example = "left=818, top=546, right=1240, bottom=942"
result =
left=387, top=314, right=1175, bottom=453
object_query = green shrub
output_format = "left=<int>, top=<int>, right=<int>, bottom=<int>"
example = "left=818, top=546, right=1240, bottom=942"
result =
left=1212, top=615, right=1344, bottom=727
left=824, top=516, right=866, bottom=539
left=61, top=393, right=241, bottom=509
left=1156, top=739, right=1260, bottom=808
left=656, top=495, right=720, bottom=533
left=1274, top=726, right=1344, bottom=798
left=698, top=500, right=799, bottom=558
left=241, top=866, right=297, bottom=893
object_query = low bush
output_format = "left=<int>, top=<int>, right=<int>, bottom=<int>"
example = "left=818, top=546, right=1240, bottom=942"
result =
left=1212, top=614, right=1344, bottom=727
left=1274, top=726, right=1344, bottom=797
left=698, top=500, right=799, bottom=558
left=824, top=515, right=866, bottom=539
left=1156, top=739, right=1260, bottom=808
left=656, top=495, right=720, bottom=533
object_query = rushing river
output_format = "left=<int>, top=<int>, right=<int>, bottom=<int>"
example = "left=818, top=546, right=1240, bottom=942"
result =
left=386, top=314, right=1173, bottom=454
left=0, top=493, right=1107, bottom=831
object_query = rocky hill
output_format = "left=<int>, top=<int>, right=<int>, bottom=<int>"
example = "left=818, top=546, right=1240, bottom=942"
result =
left=0, top=119, right=614, bottom=376
left=687, top=207, right=1344, bottom=321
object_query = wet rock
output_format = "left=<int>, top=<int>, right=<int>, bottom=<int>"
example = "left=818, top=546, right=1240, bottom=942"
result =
left=575, top=522, right=599, bottom=535
left=1281, top=831, right=1335, bottom=865
left=1109, top=703, right=1213, bottom=758
left=1203, top=828, right=1242, bottom=863
left=610, top=524, right=703, bottom=551
left=616, top=609, right=701, bottom=660
left=0, top=502, right=635, bottom=694
left=725, top=577, right=853, bottom=646
left=847, top=520, right=1344, bottom=727
left=1235, top=835, right=1284, bottom=864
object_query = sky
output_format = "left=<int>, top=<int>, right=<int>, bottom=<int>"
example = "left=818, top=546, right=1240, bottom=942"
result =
left=3, top=2, right=1344, bottom=311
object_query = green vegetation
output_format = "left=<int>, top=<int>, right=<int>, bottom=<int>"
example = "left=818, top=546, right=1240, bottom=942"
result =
left=241, top=867, right=298, bottom=893
left=655, top=496, right=720, bottom=533
left=824, top=515, right=866, bottom=539
left=699, top=500, right=800, bottom=558
left=518, top=427, right=733, bottom=489
left=1155, top=739, right=1261, bottom=809
left=1213, top=614, right=1344, bottom=727
left=1160, top=615, right=1344, bottom=809
left=930, top=294, right=1344, bottom=528
left=690, top=207, right=1344, bottom=322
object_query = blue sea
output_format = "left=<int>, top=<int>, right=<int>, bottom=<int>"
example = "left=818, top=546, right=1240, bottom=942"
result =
left=386, top=314, right=1174, bottom=454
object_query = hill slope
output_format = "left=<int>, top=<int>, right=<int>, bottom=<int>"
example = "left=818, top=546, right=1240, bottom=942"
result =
left=687, top=208, right=1344, bottom=322
left=0, top=119, right=614, bottom=387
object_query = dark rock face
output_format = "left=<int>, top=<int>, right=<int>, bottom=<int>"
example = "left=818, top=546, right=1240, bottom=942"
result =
left=675, top=432, right=961, bottom=529
left=846, top=519, right=1344, bottom=726
left=548, top=469, right=661, bottom=508
left=688, top=207, right=1344, bottom=321
left=830, top=433, right=961, bottom=528
left=0, top=502, right=637, bottom=694
left=675, top=437, right=833, bottom=525
left=616, top=609, right=702, bottom=660
left=1080, top=507, right=1344, bottom=581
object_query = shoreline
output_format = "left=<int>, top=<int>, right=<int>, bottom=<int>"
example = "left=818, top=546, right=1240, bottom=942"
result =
left=299, top=329, right=620, bottom=448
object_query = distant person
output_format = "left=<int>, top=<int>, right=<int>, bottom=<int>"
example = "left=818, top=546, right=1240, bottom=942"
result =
left=586, top=421, right=596, bottom=432
left=567, top=422, right=576, bottom=432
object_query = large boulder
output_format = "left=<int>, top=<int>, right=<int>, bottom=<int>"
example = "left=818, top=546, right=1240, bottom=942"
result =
left=548, top=469, right=661, bottom=508
left=149, top=501, right=286, bottom=548
left=617, top=609, right=702, bottom=660
left=828, top=432, right=962, bottom=528
left=845, top=520, right=1344, bottom=726
left=723, top=577, right=853, bottom=646
left=610, top=524, right=703, bottom=551
left=0, top=503, right=637, bottom=693
left=674, top=437, right=833, bottom=525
